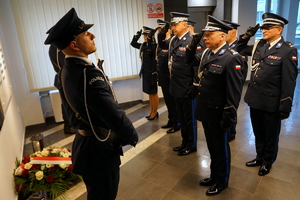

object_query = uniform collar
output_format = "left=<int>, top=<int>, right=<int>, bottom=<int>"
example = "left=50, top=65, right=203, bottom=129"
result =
left=65, top=55, right=93, bottom=65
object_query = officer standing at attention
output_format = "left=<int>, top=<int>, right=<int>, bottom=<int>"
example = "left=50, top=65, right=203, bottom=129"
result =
left=194, top=16, right=245, bottom=195
left=131, top=26, right=159, bottom=120
left=168, top=12, right=197, bottom=156
left=48, top=44, right=76, bottom=134
left=44, top=8, right=138, bottom=200
left=222, top=20, right=248, bottom=142
left=156, top=19, right=180, bottom=133
left=236, top=13, right=298, bottom=176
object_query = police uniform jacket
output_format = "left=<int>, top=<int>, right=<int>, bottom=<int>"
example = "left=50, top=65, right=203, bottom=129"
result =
left=169, top=31, right=194, bottom=98
left=57, top=57, right=138, bottom=176
left=157, top=35, right=171, bottom=87
left=131, top=36, right=158, bottom=94
left=195, top=43, right=245, bottom=124
left=236, top=36, right=298, bottom=113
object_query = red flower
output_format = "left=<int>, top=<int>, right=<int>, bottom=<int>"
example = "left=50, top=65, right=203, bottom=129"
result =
left=49, top=155, right=57, bottom=157
left=67, top=165, right=73, bottom=173
left=49, top=166, right=56, bottom=171
left=46, top=175, right=55, bottom=183
left=22, top=155, right=30, bottom=164
left=21, top=169, right=29, bottom=177
left=31, top=164, right=39, bottom=170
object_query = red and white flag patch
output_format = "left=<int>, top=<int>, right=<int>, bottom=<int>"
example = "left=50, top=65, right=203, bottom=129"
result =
left=235, top=65, right=241, bottom=70
left=292, top=56, right=297, bottom=61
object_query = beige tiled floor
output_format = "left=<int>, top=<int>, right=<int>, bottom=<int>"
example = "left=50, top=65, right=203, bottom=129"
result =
left=25, top=79, right=300, bottom=200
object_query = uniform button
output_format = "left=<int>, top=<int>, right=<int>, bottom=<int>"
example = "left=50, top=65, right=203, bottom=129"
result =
left=199, top=84, right=202, bottom=87
left=255, top=75, right=258, bottom=77
left=254, top=82, right=256, bottom=84
left=198, top=92, right=200, bottom=95
left=201, top=76, right=204, bottom=79
left=213, top=70, right=216, bottom=73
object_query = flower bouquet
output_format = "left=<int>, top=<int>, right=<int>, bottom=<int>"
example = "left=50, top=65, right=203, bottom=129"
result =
left=13, top=147, right=81, bottom=199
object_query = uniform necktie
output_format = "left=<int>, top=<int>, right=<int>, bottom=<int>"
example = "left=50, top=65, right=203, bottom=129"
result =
left=264, top=43, right=270, bottom=54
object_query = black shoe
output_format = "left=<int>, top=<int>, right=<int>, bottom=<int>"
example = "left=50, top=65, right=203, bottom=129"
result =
left=177, top=147, right=197, bottom=156
left=206, top=183, right=228, bottom=196
left=161, top=124, right=172, bottom=128
left=147, top=112, right=159, bottom=120
left=166, top=127, right=180, bottom=133
left=145, top=115, right=150, bottom=119
left=246, top=159, right=262, bottom=167
left=199, top=178, right=215, bottom=186
left=173, top=145, right=186, bottom=152
left=258, top=164, right=272, bottom=176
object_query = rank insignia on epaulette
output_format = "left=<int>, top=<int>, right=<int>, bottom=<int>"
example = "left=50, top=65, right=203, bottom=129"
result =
left=229, top=49, right=238, bottom=55
left=292, top=56, right=297, bottom=61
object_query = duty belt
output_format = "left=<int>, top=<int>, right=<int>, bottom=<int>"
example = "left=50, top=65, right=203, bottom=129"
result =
left=77, top=126, right=120, bottom=145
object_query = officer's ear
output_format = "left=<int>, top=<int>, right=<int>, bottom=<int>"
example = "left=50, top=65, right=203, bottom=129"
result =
left=69, top=41, right=80, bottom=51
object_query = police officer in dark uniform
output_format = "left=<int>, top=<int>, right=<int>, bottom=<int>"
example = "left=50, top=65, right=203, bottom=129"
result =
left=236, top=13, right=298, bottom=176
left=48, top=44, right=76, bottom=134
left=156, top=19, right=180, bottom=133
left=131, top=26, right=159, bottom=120
left=222, top=20, right=248, bottom=141
left=44, top=8, right=138, bottom=200
left=168, top=12, right=197, bottom=156
left=195, top=16, right=245, bottom=196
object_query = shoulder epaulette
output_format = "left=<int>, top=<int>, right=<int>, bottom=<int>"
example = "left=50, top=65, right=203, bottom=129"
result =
left=284, top=41, right=295, bottom=48
left=228, top=48, right=239, bottom=55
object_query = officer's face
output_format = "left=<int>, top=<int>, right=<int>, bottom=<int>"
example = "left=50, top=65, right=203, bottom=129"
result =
left=171, top=21, right=187, bottom=37
left=203, top=31, right=226, bottom=50
left=261, top=25, right=282, bottom=43
left=73, top=31, right=96, bottom=57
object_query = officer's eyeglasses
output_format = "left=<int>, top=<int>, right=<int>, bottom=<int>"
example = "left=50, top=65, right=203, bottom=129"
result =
left=260, top=26, right=281, bottom=31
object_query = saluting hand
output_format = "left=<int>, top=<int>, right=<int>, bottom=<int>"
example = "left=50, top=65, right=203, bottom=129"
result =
left=242, top=23, right=260, bottom=40
left=187, top=31, right=204, bottom=51
left=135, top=29, right=142, bottom=39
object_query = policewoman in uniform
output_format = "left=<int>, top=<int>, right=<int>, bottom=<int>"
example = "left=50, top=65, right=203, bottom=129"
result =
left=156, top=19, right=180, bottom=133
left=131, top=26, right=159, bottom=120
left=236, top=13, right=298, bottom=176
left=168, top=12, right=197, bottom=156
left=222, top=20, right=248, bottom=142
left=195, top=16, right=245, bottom=195
left=44, top=8, right=138, bottom=200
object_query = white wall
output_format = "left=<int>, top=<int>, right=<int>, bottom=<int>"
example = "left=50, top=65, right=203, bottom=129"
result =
left=0, top=1, right=26, bottom=199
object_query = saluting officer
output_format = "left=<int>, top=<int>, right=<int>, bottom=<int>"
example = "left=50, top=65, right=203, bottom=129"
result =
left=236, top=13, right=298, bottom=176
left=195, top=16, right=245, bottom=196
left=169, top=12, right=197, bottom=156
left=131, top=26, right=159, bottom=120
left=44, top=8, right=138, bottom=200
left=156, top=19, right=180, bottom=133
left=222, top=20, right=248, bottom=142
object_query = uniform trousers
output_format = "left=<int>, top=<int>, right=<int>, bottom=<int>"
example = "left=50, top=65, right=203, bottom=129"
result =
left=82, top=167, right=120, bottom=200
left=175, top=97, right=197, bottom=148
left=202, top=122, right=230, bottom=185
left=161, top=83, right=179, bottom=128
left=250, top=107, right=281, bottom=165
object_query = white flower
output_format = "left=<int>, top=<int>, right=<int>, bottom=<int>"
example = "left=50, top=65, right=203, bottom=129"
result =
left=51, top=148, right=60, bottom=154
left=24, top=163, right=32, bottom=170
left=46, top=164, right=53, bottom=168
left=62, top=153, right=70, bottom=158
left=41, top=165, right=45, bottom=170
left=14, top=167, right=23, bottom=176
left=35, top=171, right=44, bottom=180
left=59, top=163, right=69, bottom=169
left=62, top=148, right=69, bottom=153
left=41, top=150, right=49, bottom=157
